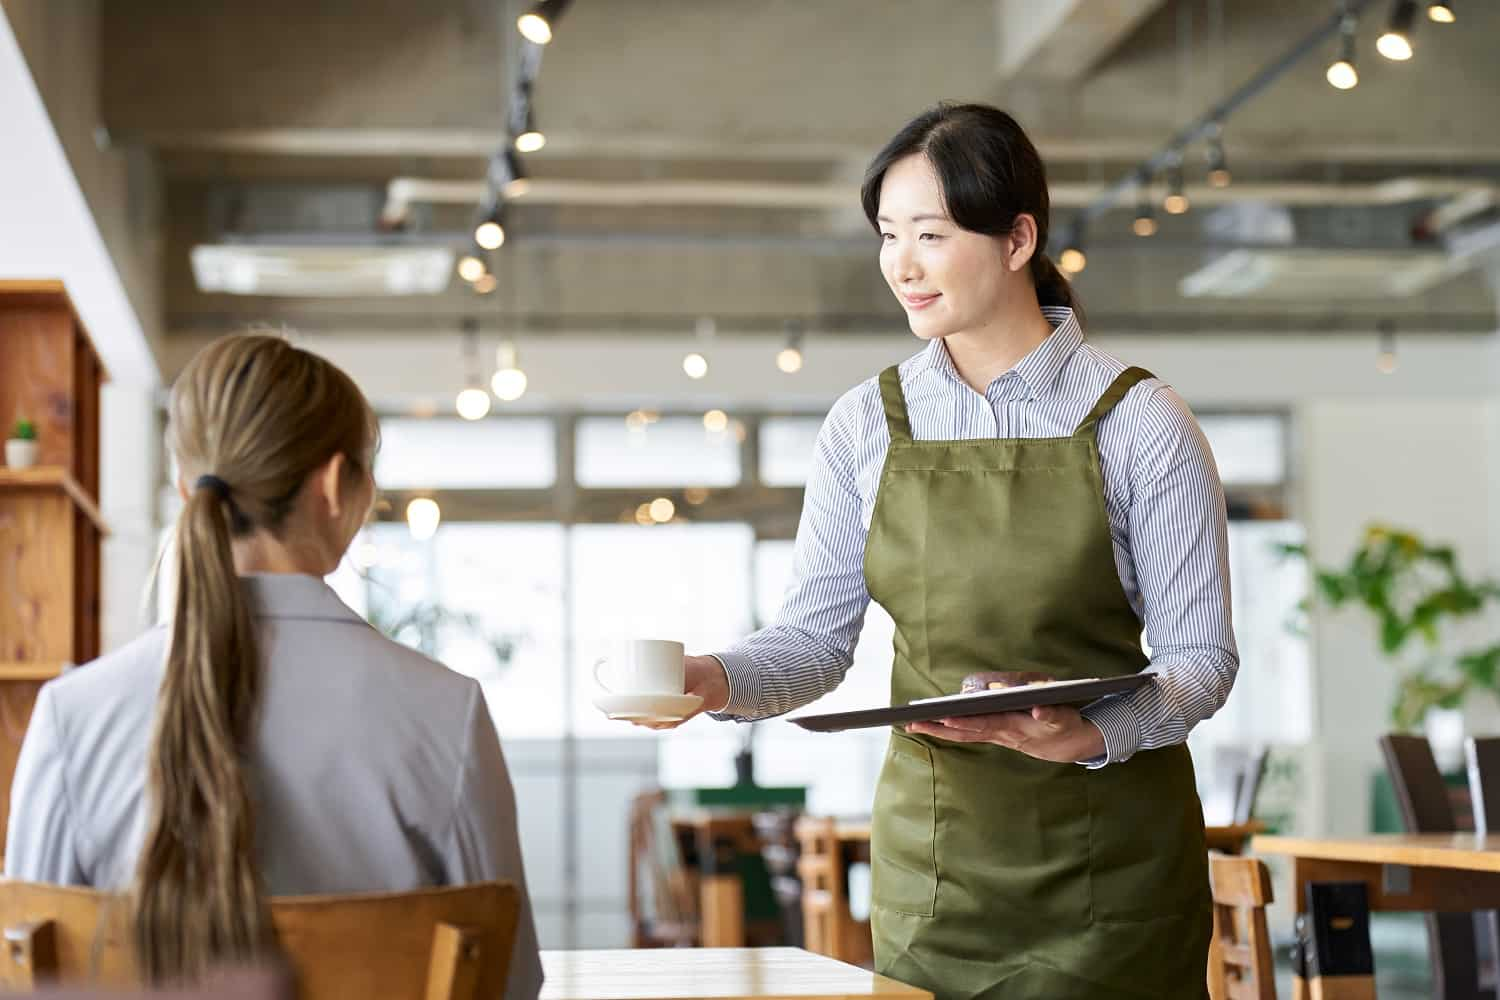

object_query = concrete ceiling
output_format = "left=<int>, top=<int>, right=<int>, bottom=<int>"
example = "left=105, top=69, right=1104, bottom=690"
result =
left=93, top=0, right=1500, bottom=350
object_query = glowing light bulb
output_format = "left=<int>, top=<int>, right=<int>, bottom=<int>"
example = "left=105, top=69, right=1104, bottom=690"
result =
left=406, top=498, right=441, bottom=541
left=455, top=387, right=492, bottom=420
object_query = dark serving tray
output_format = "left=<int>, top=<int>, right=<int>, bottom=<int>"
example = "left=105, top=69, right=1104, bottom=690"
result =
left=786, top=673, right=1156, bottom=733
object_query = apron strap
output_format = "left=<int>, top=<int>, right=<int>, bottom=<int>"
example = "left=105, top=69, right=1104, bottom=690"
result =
left=878, top=366, right=913, bottom=443
left=1073, top=366, right=1154, bottom=439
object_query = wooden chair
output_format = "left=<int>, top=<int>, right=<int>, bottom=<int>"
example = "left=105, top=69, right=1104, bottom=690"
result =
left=1234, top=747, right=1270, bottom=826
left=1467, top=737, right=1500, bottom=990
left=0, top=881, right=520, bottom=1000
left=626, top=789, right=698, bottom=948
left=1207, top=855, right=1277, bottom=1000
left=20, top=966, right=293, bottom=999
left=1381, top=732, right=1495, bottom=1000
left=793, top=817, right=871, bottom=967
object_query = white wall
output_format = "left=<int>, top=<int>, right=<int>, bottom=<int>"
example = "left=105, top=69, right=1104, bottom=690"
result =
left=99, top=384, right=161, bottom=652
left=1298, top=399, right=1500, bottom=835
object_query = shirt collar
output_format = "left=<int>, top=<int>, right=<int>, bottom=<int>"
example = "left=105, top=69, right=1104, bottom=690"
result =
left=914, top=306, right=1084, bottom=399
left=242, top=573, right=367, bottom=625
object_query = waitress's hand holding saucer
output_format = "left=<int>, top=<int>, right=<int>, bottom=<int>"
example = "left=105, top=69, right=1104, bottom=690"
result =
left=590, top=640, right=729, bottom=731
left=903, top=670, right=1107, bottom=764
left=624, top=655, right=729, bottom=731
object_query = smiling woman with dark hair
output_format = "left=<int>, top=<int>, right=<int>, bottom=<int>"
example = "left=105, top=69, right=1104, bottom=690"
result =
left=651, top=103, right=1237, bottom=998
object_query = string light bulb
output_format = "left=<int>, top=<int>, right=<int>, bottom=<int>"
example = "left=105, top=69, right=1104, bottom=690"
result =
left=1058, top=244, right=1086, bottom=275
left=1133, top=194, right=1158, bottom=237
left=777, top=321, right=805, bottom=373
left=683, top=316, right=714, bottom=379
left=1427, top=2, right=1455, bottom=23
left=517, top=0, right=571, bottom=45
left=455, top=321, right=492, bottom=419
left=1163, top=157, right=1190, bottom=215
left=1377, top=0, right=1417, bottom=60
left=515, top=128, right=546, bottom=154
left=475, top=219, right=506, bottom=250
left=1206, top=134, right=1231, bottom=188
left=1376, top=322, right=1399, bottom=374
left=406, top=497, right=441, bottom=541
left=457, top=254, right=486, bottom=283
left=455, top=388, right=491, bottom=420
left=491, top=340, right=529, bottom=401
left=1327, top=13, right=1360, bottom=89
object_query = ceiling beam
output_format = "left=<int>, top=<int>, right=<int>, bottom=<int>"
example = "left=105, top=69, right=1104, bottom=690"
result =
left=995, top=0, right=1168, bottom=83
left=121, top=126, right=1500, bottom=170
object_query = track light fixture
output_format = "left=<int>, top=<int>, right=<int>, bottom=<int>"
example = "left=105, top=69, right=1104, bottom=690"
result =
left=1327, top=12, right=1360, bottom=89
left=1206, top=131, right=1231, bottom=188
left=1377, top=0, right=1417, bottom=61
left=1163, top=156, right=1190, bottom=215
left=517, top=0, right=572, bottom=45
left=1133, top=194, right=1158, bottom=237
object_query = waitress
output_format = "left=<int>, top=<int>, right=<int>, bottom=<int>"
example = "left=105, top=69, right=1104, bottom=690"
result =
left=654, top=103, right=1237, bottom=999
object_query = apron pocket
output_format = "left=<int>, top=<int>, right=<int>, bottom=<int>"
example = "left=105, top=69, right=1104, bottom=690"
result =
left=870, top=733, right=938, bottom=917
left=1084, top=746, right=1209, bottom=922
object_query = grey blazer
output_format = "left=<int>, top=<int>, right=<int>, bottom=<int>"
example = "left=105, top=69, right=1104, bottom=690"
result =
left=4, top=573, right=542, bottom=1000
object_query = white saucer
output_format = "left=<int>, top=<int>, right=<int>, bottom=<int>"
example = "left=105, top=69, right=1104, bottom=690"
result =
left=592, top=691, right=703, bottom=723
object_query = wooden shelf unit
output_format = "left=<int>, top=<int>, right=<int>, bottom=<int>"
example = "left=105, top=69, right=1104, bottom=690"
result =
left=0, top=280, right=109, bottom=843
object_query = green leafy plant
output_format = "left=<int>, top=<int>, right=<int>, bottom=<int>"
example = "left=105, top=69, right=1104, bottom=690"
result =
left=1279, top=525, right=1500, bottom=730
left=11, top=419, right=36, bottom=441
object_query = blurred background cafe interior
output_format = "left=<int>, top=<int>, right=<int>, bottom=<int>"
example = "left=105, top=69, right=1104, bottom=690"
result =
left=2, top=1, right=1500, bottom=998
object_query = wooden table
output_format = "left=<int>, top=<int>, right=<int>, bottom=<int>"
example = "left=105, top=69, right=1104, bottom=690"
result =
left=539, top=948, right=932, bottom=1000
left=1252, top=833, right=1500, bottom=913
left=1205, top=821, right=1265, bottom=854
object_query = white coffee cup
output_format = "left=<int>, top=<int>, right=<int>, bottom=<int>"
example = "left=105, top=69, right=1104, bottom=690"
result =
left=593, top=639, right=685, bottom=695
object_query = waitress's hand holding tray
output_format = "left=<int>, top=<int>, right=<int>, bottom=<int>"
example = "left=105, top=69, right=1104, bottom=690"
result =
left=908, top=670, right=1108, bottom=763
left=787, top=670, right=1154, bottom=764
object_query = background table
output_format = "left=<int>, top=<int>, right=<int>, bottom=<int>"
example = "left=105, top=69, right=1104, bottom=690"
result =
left=1252, top=832, right=1500, bottom=912
left=539, top=948, right=932, bottom=1000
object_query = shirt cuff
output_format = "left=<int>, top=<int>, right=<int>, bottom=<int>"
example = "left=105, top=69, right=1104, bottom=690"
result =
left=706, top=651, right=762, bottom=721
left=1078, top=696, right=1142, bottom=768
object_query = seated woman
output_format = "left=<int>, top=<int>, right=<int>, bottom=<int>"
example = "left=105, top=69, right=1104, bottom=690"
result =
left=5, top=334, right=542, bottom=997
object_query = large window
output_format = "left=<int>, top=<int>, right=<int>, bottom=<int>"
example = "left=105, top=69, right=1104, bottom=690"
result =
left=576, top=416, right=741, bottom=487
left=376, top=417, right=556, bottom=489
left=361, top=522, right=567, bottom=740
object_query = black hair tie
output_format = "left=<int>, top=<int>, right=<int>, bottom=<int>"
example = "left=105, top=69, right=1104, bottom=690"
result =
left=195, top=474, right=232, bottom=500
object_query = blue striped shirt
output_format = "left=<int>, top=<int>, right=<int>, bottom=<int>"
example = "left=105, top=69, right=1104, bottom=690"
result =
left=712, top=307, right=1238, bottom=767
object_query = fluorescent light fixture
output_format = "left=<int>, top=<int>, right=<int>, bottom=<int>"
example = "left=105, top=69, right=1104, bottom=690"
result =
left=190, top=245, right=454, bottom=297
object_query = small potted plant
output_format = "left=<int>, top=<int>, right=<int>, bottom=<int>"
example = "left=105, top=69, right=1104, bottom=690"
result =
left=5, top=419, right=38, bottom=469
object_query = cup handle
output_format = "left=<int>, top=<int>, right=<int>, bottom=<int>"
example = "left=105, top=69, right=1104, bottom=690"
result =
left=592, top=658, right=612, bottom=693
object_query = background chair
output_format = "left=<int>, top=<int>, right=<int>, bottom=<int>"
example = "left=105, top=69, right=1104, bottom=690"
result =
left=626, top=789, right=699, bottom=948
left=1381, top=732, right=1494, bottom=1000
left=0, top=881, right=519, bottom=1000
left=1207, top=855, right=1277, bottom=1000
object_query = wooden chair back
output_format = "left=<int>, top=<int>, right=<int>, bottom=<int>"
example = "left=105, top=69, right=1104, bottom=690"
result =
left=626, top=789, right=698, bottom=948
left=0, top=881, right=520, bottom=1000
left=1208, top=855, right=1277, bottom=1000
left=793, top=816, right=846, bottom=960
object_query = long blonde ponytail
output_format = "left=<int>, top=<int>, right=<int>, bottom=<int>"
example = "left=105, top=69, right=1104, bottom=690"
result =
left=134, top=335, right=377, bottom=984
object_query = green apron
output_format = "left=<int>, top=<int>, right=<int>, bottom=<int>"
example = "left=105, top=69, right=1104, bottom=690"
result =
left=863, top=364, right=1211, bottom=999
